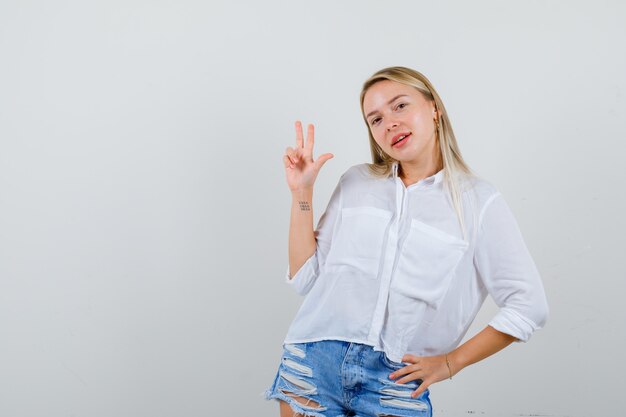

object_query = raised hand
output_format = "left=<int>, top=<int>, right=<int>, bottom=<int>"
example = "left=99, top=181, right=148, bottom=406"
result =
left=283, top=121, right=334, bottom=192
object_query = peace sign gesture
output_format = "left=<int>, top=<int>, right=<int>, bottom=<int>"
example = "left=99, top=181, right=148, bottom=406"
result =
left=283, top=121, right=334, bottom=193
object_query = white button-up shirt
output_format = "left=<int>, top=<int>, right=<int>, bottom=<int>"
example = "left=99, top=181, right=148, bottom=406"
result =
left=284, top=163, right=549, bottom=363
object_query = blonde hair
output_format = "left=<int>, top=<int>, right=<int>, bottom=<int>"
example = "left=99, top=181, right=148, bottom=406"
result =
left=359, top=66, right=474, bottom=239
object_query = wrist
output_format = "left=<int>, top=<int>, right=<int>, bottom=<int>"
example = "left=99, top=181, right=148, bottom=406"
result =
left=291, top=189, right=314, bottom=214
left=446, top=349, right=466, bottom=378
left=291, top=188, right=314, bottom=199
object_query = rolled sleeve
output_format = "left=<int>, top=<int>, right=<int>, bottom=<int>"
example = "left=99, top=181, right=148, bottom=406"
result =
left=474, top=193, right=549, bottom=342
left=285, top=251, right=319, bottom=295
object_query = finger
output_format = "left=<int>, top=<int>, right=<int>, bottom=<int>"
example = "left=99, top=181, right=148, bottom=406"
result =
left=295, top=121, right=304, bottom=148
left=283, top=155, right=294, bottom=169
left=285, top=147, right=299, bottom=163
left=390, top=359, right=420, bottom=378
left=314, top=153, right=334, bottom=170
left=402, top=354, right=420, bottom=363
left=305, top=123, right=315, bottom=151
left=389, top=365, right=409, bottom=380
left=395, top=370, right=423, bottom=385
left=411, top=381, right=430, bottom=399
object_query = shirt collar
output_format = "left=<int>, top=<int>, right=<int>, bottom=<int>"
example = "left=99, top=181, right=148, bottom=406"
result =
left=391, top=162, right=444, bottom=186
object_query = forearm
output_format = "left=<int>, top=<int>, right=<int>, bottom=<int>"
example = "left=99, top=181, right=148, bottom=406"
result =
left=447, top=325, right=517, bottom=377
left=288, top=187, right=317, bottom=278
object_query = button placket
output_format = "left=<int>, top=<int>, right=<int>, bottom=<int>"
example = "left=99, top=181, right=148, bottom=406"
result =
left=367, top=176, right=405, bottom=345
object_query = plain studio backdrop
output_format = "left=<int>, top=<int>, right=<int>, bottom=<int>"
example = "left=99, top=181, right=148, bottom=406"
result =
left=1, top=1, right=624, bottom=416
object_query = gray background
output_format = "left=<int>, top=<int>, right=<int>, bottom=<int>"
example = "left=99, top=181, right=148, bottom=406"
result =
left=1, top=0, right=624, bottom=416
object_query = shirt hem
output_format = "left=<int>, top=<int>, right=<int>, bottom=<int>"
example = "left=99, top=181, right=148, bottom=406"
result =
left=283, top=335, right=376, bottom=348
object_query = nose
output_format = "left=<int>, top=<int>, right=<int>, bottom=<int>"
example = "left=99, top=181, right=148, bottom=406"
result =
left=386, top=119, right=399, bottom=131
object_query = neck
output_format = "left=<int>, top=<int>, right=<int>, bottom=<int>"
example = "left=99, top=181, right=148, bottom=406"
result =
left=399, top=156, right=443, bottom=187
left=398, top=133, right=443, bottom=186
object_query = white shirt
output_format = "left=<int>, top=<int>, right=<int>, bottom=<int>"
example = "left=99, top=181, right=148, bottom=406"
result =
left=284, top=163, right=549, bottom=363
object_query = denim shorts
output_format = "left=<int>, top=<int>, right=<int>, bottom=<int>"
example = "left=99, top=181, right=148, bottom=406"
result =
left=265, top=340, right=432, bottom=417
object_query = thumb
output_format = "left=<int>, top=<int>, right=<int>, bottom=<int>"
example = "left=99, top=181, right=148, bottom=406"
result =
left=315, top=153, right=334, bottom=170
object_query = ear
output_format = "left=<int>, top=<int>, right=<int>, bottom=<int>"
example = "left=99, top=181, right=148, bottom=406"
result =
left=431, top=102, right=439, bottom=119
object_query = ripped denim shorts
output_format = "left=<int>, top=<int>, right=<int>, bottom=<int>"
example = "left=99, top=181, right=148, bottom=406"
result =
left=264, top=340, right=432, bottom=417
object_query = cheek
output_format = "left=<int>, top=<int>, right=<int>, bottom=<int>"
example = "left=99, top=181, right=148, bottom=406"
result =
left=415, top=115, right=435, bottom=132
left=373, top=136, right=386, bottom=149
left=371, top=127, right=386, bottom=147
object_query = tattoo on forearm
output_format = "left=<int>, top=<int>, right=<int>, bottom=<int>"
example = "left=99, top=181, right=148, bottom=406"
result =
left=299, top=201, right=311, bottom=211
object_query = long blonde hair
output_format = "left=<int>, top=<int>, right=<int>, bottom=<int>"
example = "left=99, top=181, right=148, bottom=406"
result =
left=360, top=66, right=474, bottom=239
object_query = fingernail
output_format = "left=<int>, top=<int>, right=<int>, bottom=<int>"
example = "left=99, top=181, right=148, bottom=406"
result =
left=389, top=373, right=394, bottom=379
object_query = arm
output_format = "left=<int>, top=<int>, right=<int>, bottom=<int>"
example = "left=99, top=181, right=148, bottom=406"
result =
left=391, top=193, right=548, bottom=397
left=447, top=325, right=517, bottom=373
left=392, top=325, right=517, bottom=398
left=288, top=187, right=316, bottom=277
left=283, top=121, right=333, bottom=282
left=474, top=193, right=549, bottom=341
left=285, top=175, right=343, bottom=295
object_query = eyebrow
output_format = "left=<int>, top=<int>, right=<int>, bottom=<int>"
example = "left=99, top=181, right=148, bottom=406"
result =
left=365, top=94, right=409, bottom=119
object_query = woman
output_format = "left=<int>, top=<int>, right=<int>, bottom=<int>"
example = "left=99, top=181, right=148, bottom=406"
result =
left=265, top=67, right=549, bottom=417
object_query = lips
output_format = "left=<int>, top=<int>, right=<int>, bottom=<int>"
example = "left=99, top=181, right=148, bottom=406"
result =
left=391, top=132, right=411, bottom=147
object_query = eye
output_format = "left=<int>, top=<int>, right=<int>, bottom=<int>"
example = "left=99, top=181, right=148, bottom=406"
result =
left=370, top=117, right=382, bottom=126
left=395, top=102, right=407, bottom=110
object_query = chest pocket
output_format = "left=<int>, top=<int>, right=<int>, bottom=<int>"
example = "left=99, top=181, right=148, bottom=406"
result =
left=391, top=219, right=469, bottom=306
left=325, top=206, right=392, bottom=279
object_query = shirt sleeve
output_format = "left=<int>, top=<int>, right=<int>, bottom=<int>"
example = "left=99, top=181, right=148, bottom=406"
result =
left=473, top=193, right=549, bottom=342
left=284, top=175, right=343, bottom=295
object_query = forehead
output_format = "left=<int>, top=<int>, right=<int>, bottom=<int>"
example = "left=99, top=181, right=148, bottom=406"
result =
left=362, top=80, right=425, bottom=113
